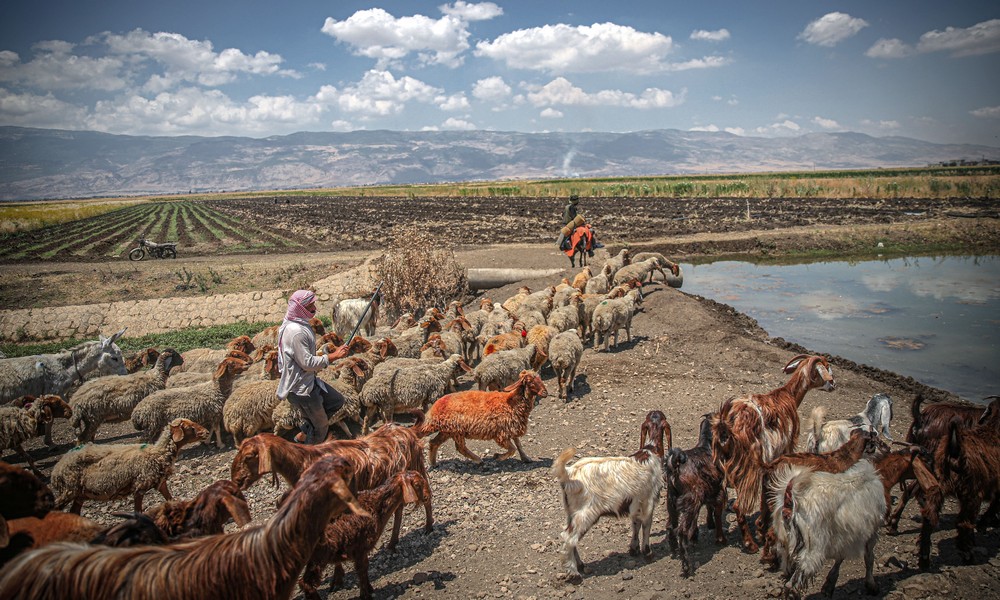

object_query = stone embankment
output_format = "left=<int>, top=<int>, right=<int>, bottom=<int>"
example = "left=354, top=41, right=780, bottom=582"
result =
left=0, top=261, right=378, bottom=343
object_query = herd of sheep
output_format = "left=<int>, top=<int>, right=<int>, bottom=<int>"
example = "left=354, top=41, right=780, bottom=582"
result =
left=0, top=246, right=998, bottom=599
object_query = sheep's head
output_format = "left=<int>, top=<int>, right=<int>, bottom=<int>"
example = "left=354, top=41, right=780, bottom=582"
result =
left=170, top=418, right=209, bottom=447
left=41, top=395, right=72, bottom=420
left=263, top=351, right=280, bottom=379
left=479, top=297, right=494, bottom=311
left=318, top=332, right=345, bottom=348
left=227, top=335, right=256, bottom=356
left=309, top=317, right=327, bottom=336
left=508, top=370, right=547, bottom=405
left=374, top=338, right=398, bottom=359
left=345, top=335, right=372, bottom=354
left=214, top=357, right=252, bottom=382
left=159, top=348, right=183, bottom=374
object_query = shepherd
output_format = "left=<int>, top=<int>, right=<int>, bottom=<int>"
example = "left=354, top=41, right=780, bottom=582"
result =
left=557, top=195, right=603, bottom=268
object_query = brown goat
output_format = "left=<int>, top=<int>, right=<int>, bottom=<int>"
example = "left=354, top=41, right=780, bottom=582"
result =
left=927, top=397, right=1000, bottom=564
left=145, top=480, right=252, bottom=540
left=758, top=429, right=887, bottom=564
left=230, top=423, right=432, bottom=550
left=415, top=369, right=548, bottom=467
left=0, top=455, right=367, bottom=600
left=298, top=471, right=432, bottom=600
left=874, top=446, right=941, bottom=570
left=665, top=414, right=727, bottom=577
left=711, top=353, right=836, bottom=552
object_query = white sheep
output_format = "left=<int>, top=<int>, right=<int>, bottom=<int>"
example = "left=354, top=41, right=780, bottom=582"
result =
left=361, top=354, right=471, bottom=433
left=805, top=393, right=894, bottom=453
left=131, top=357, right=250, bottom=447
left=770, top=460, right=885, bottom=599
left=222, top=379, right=283, bottom=445
left=552, top=441, right=665, bottom=581
left=390, top=315, right=443, bottom=358
left=473, top=344, right=540, bottom=391
left=0, top=329, right=127, bottom=402
left=1, top=395, right=73, bottom=475
left=603, top=249, right=631, bottom=279
left=611, top=257, right=664, bottom=287
left=548, top=330, right=584, bottom=401
left=591, top=288, right=642, bottom=351
left=69, top=348, right=184, bottom=445
left=584, top=264, right=613, bottom=295
left=630, top=252, right=680, bottom=283
left=546, top=293, right=584, bottom=335
left=49, top=418, right=209, bottom=514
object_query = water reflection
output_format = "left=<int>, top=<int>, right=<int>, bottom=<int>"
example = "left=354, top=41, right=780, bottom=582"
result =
left=681, top=255, right=1000, bottom=404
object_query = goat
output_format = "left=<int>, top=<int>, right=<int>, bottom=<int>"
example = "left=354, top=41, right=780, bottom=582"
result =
left=230, top=423, right=431, bottom=551
left=145, top=480, right=252, bottom=540
left=804, top=392, right=893, bottom=452
left=333, top=291, right=382, bottom=340
left=665, top=414, right=727, bottom=577
left=415, top=370, right=547, bottom=467
left=873, top=446, right=941, bottom=570
left=298, top=471, right=433, bottom=600
left=551, top=410, right=668, bottom=581
left=0, top=455, right=368, bottom=600
left=771, top=460, right=885, bottom=599
left=758, top=429, right=888, bottom=565
left=711, top=353, right=836, bottom=552
left=0, top=461, right=54, bottom=553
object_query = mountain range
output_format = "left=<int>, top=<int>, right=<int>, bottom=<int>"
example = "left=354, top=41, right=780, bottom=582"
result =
left=1, top=126, right=998, bottom=201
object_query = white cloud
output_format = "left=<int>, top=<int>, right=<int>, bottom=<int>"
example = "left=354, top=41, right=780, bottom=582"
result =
left=100, top=29, right=296, bottom=90
left=321, top=8, right=471, bottom=68
left=689, top=124, right=719, bottom=132
left=725, top=126, right=745, bottom=136
left=0, top=88, right=88, bottom=128
left=971, top=105, right=1000, bottom=118
left=437, top=92, right=470, bottom=111
left=798, top=12, right=869, bottom=47
left=441, top=116, right=476, bottom=130
left=812, top=116, right=840, bottom=129
left=438, top=1, right=502, bottom=21
left=329, top=119, right=354, bottom=131
left=664, top=56, right=731, bottom=71
left=866, top=38, right=913, bottom=59
left=475, top=23, right=677, bottom=74
left=540, top=107, right=563, bottom=119
left=0, top=46, right=126, bottom=91
left=314, top=69, right=442, bottom=117
left=525, top=77, right=685, bottom=109
left=755, top=119, right=802, bottom=136
left=308, top=62, right=326, bottom=71
left=690, top=28, right=730, bottom=42
left=472, top=76, right=511, bottom=102
left=867, top=19, right=1000, bottom=59
left=861, top=118, right=901, bottom=130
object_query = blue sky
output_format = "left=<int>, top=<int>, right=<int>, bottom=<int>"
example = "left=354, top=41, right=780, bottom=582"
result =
left=1, top=1, right=998, bottom=146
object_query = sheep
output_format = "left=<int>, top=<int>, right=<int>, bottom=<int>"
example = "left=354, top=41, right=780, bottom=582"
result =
left=603, top=248, right=631, bottom=278
left=584, top=264, right=613, bottom=295
left=145, top=479, right=252, bottom=540
left=517, top=286, right=556, bottom=318
left=804, top=392, right=894, bottom=452
left=443, top=316, right=477, bottom=361
left=591, top=288, right=642, bottom=351
left=462, top=298, right=495, bottom=361
left=49, top=418, right=209, bottom=514
left=163, top=349, right=251, bottom=389
left=665, top=415, right=727, bottom=577
left=630, top=251, right=681, bottom=282
left=69, top=348, right=184, bottom=445
left=271, top=369, right=363, bottom=439
left=389, top=314, right=443, bottom=358
left=0, top=455, right=368, bottom=600
left=0, top=395, right=73, bottom=475
left=251, top=317, right=326, bottom=350
left=757, top=429, right=888, bottom=565
left=579, top=281, right=636, bottom=341
left=500, top=286, right=532, bottom=313
left=174, top=335, right=255, bottom=374
left=230, top=424, right=432, bottom=551
left=298, top=471, right=433, bottom=600
left=415, top=369, right=548, bottom=467
left=711, top=353, right=836, bottom=552
left=547, top=293, right=585, bottom=335
left=929, top=397, right=1000, bottom=564
left=770, top=460, right=886, bottom=599
left=3, top=511, right=170, bottom=566
left=222, top=379, right=283, bottom=446
left=551, top=410, right=668, bottom=581
left=0, top=329, right=127, bottom=402
left=526, top=324, right=559, bottom=371
left=473, top=344, right=543, bottom=391
left=132, top=357, right=250, bottom=447
left=124, top=348, right=160, bottom=374
left=612, top=257, right=666, bottom=287
left=548, top=330, right=584, bottom=401
left=333, top=290, right=382, bottom=340
left=482, top=321, right=527, bottom=356
left=360, top=354, right=472, bottom=434
left=570, top=266, right=592, bottom=292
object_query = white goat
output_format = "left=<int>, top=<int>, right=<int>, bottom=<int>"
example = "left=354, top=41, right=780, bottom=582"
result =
left=332, top=293, right=381, bottom=340
left=552, top=442, right=665, bottom=581
left=805, top=392, right=893, bottom=453
left=770, top=460, right=886, bottom=599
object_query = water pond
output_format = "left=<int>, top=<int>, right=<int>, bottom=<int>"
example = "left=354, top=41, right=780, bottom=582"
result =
left=679, top=255, right=1000, bottom=404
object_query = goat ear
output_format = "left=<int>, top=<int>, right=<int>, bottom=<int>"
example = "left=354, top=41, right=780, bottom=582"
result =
left=401, top=479, right=419, bottom=504
left=331, top=477, right=370, bottom=518
left=783, top=354, right=810, bottom=374
left=221, top=495, right=253, bottom=527
left=257, top=443, right=272, bottom=475
left=172, top=425, right=185, bottom=444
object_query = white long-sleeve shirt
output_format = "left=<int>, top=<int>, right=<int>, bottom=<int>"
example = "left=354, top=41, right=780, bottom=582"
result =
left=275, top=320, right=329, bottom=398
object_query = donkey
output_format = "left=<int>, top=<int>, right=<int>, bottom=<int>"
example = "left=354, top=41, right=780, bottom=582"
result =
left=0, top=328, right=128, bottom=402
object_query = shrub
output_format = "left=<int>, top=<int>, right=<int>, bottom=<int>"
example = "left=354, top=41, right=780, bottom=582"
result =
left=371, top=226, right=468, bottom=320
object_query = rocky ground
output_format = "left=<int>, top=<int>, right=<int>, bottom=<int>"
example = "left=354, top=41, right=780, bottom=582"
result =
left=5, top=234, right=1000, bottom=599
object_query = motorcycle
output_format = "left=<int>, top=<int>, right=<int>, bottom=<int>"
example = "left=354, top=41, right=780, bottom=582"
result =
left=128, top=238, right=177, bottom=261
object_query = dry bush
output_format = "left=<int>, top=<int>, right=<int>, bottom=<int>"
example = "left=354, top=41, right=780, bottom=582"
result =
left=372, top=226, right=468, bottom=319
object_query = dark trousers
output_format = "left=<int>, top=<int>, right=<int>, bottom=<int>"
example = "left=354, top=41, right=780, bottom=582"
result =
left=287, top=379, right=345, bottom=444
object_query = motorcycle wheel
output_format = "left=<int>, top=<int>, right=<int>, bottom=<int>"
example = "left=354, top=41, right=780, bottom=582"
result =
left=163, top=247, right=176, bottom=259
left=128, top=248, right=145, bottom=261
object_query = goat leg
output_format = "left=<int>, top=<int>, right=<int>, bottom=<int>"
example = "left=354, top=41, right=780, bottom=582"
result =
left=887, top=480, right=918, bottom=533
left=711, top=499, right=727, bottom=545
left=355, top=554, right=374, bottom=600
left=735, top=510, right=759, bottom=553
left=387, top=506, right=403, bottom=551
left=820, top=559, right=843, bottom=597
left=977, top=495, right=1000, bottom=530
left=628, top=518, right=641, bottom=556
left=863, top=533, right=879, bottom=595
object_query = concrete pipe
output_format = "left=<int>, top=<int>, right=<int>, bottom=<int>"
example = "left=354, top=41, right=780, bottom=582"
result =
left=467, top=268, right=565, bottom=290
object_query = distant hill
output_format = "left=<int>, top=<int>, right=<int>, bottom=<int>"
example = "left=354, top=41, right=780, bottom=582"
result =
left=1, top=126, right=998, bottom=201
